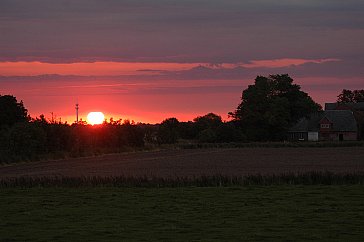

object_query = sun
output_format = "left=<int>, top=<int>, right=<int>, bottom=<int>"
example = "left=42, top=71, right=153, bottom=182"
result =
left=87, top=112, right=105, bottom=125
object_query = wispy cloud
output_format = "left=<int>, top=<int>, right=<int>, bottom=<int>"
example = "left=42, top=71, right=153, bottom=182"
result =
left=239, top=58, right=340, bottom=68
left=0, top=58, right=340, bottom=76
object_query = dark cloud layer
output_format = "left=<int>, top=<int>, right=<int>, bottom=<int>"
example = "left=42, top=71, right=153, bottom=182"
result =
left=1, top=0, right=364, bottom=65
left=1, top=0, right=363, bottom=123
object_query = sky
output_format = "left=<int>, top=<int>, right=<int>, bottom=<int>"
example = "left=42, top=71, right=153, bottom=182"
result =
left=1, top=0, right=363, bottom=123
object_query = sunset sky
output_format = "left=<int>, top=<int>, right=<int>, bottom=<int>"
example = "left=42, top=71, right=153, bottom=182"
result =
left=1, top=0, right=363, bottom=124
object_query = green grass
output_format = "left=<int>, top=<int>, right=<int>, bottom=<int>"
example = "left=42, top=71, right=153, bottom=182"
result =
left=1, top=186, right=364, bottom=241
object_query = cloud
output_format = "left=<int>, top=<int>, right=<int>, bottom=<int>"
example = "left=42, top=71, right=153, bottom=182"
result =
left=123, top=85, right=244, bottom=95
left=1, top=0, right=363, bottom=124
left=0, top=61, right=198, bottom=76
left=240, top=58, right=340, bottom=68
left=1, top=0, right=363, bottom=64
left=0, top=58, right=341, bottom=77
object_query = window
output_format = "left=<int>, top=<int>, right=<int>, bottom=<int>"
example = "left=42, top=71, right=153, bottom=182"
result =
left=321, top=124, right=330, bottom=129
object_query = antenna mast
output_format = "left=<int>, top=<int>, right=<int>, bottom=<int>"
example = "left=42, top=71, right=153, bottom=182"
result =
left=75, top=102, right=79, bottom=124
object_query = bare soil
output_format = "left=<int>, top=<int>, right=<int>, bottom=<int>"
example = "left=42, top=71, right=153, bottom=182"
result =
left=1, top=147, right=364, bottom=178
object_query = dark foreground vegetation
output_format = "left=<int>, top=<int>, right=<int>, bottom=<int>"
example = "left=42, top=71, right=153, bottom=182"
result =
left=0, top=119, right=147, bottom=163
left=1, top=172, right=364, bottom=188
left=1, top=185, right=364, bottom=241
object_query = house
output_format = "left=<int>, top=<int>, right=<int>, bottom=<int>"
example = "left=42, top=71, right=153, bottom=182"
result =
left=288, top=110, right=358, bottom=141
left=319, top=110, right=358, bottom=141
left=288, top=112, right=322, bottom=141
left=325, top=102, right=364, bottom=139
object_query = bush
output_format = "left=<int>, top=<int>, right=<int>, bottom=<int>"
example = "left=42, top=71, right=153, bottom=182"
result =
left=216, top=123, right=247, bottom=142
left=157, top=118, right=180, bottom=144
left=198, top=129, right=218, bottom=143
left=8, top=123, right=46, bottom=161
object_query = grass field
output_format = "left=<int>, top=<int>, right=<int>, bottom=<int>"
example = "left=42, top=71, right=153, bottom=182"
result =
left=1, top=185, right=364, bottom=241
left=1, top=147, right=364, bottom=241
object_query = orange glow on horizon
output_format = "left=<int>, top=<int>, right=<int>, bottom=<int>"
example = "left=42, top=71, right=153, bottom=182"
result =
left=32, top=111, right=227, bottom=125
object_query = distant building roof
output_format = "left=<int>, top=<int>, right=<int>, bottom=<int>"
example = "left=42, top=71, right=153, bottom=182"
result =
left=325, top=103, right=339, bottom=110
left=323, top=110, right=358, bottom=132
left=290, top=110, right=357, bottom=132
left=289, top=112, right=323, bottom=132
left=325, top=102, right=364, bottom=111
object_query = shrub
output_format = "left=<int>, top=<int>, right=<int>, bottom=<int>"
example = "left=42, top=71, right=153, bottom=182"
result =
left=198, top=129, right=218, bottom=143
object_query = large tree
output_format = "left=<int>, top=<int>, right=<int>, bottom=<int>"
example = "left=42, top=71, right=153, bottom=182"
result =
left=157, top=118, right=180, bottom=144
left=230, top=74, right=321, bottom=141
left=193, top=113, right=223, bottom=132
left=337, top=89, right=364, bottom=103
left=0, top=95, right=29, bottom=127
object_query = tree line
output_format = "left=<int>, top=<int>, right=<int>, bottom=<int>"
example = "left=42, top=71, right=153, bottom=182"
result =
left=1, top=74, right=363, bottom=163
left=0, top=116, right=146, bottom=163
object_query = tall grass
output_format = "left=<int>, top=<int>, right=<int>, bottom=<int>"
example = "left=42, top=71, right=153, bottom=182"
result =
left=1, top=172, right=364, bottom=188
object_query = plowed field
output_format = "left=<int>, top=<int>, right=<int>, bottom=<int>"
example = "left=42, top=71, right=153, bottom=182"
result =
left=1, top=147, right=364, bottom=178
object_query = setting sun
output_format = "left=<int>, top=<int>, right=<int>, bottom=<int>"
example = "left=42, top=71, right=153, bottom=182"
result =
left=87, top=112, right=105, bottom=125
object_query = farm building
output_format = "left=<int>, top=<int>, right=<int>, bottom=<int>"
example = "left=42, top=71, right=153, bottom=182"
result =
left=288, top=110, right=358, bottom=141
left=325, top=102, right=364, bottom=139
left=325, top=102, right=364, bottom=111
left=288, top=112, right=322, bottom=141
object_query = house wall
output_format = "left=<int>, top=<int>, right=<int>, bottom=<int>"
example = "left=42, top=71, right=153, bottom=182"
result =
left=354, top=111, right=364, bottom=140
left=341, top=132, right=358, bottom=141
left=288, top=132, right=308, bottom=141
left=288, top=131, right=357, bottom=141
left=319, top=132, right=357, bottom=141
left=308, top=132, right=319, bottom=141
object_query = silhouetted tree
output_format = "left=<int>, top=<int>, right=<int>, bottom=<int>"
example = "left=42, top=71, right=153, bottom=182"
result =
left=353, top=90, right=364, bottom=102
left=337, top=89, right=364, bottom=103
left=178, top=121, right=198, bottom=139
left=0, top=126, right=11, bottom=161
left=198, top=128, right=217, bottom=143
left=0, top=95, right=29, bottom=127
left=193, top=113, right=226, bottom=143
left=230, top=74, right=321, bottom=141
left=191, top=113, right=247, bottom=143
left=120, top=122, right=145, bottom=147
left=8, top=123, right=46, bottom=160
left=193, top=113, right=223, bottom=132
left=215, top=122, right=246, bottom=143
left=157, top=118, right=180, bottom=144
